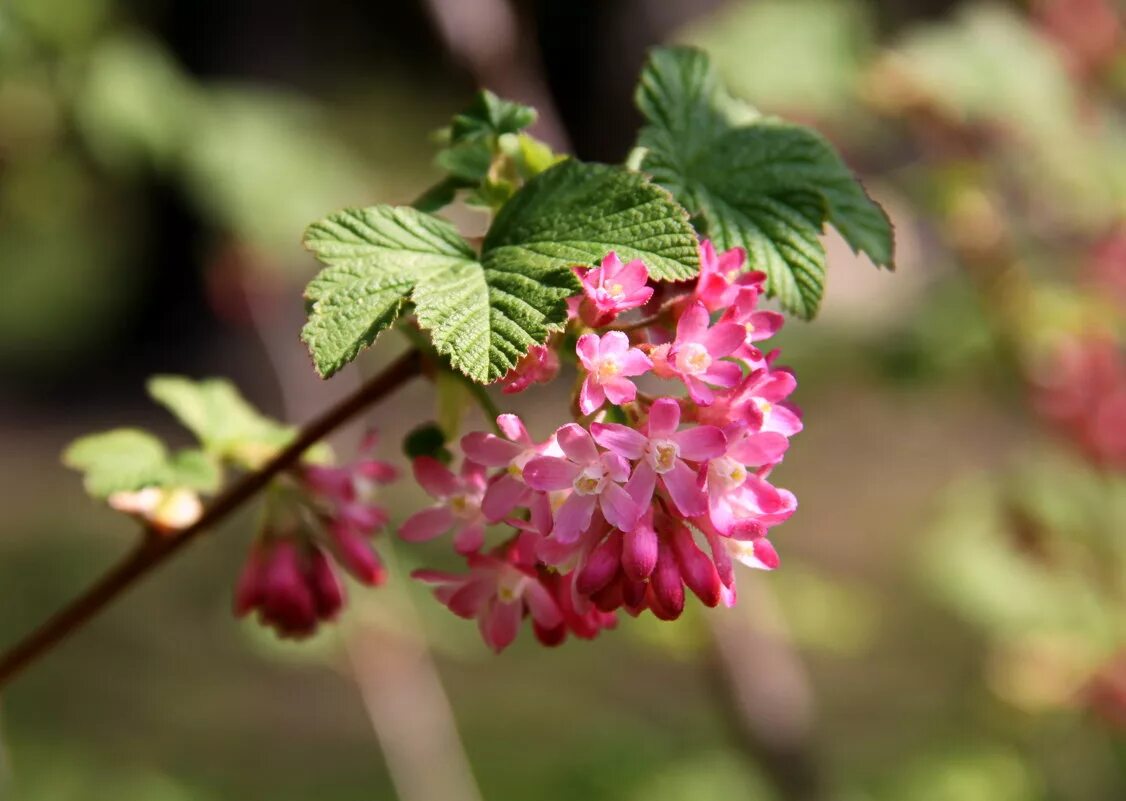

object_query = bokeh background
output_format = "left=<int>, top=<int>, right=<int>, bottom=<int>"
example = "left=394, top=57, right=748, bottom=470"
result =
left=1, top=1, right=1124, bottom=799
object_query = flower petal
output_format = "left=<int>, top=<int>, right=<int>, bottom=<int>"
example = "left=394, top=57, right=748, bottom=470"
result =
left=575, top=333, right=600, bottom=369
left=461, top=431, right=522, bottom=466
left=523, top=455, right=580, bottom=491
left=647, top=397, right=681, bottom=436
left=603, top=377, right=638, bottom=406
left=556, top=423, right=599, bottom=464
left=600, top=482, right=642, bottom=532
left=482, top=474, right=528, bottom=521
left=662, top=459, right=707, bottom=517
left=676, top=301, right=709, bottom=343
left=673, top=425, right=727, bottom=461
left=412, top=456, right=458, bottom=498
left=702, top=322, right=745, bottom=356
left=551, top=492, right=597, bottom=543
left=399, top=506, right=453, bottom=541
left=591, top=422, right=647, bottom=459
left=579, top=376, right=606, bottom=415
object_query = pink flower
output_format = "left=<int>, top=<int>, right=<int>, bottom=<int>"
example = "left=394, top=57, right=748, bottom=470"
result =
left=719, top=288, right=785, bottom=365
left=660, top=301, right=745, bottom=405
left=399, top=457, right=488, bottom=554
left=461, top=414, right=560, bottom=521
left=500, top=344, right=560, bottom=394
left=693, top=240, right=765, bottom=312
left=523, top=423, right=642, bottom=540
left=577, top=251, right=654, bottom=326
left=576, top=331, right=653, bottom=414
left=413, top=538, right=562, bottom=653
left=707, top=470, right=796, bottom=538
left=698, top=367, right=802, bottom=436
left=592, top=397, right=726, bottom=518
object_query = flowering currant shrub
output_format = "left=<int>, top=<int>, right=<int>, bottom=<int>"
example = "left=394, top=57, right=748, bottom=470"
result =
left=52, top=47, right=893, bottom=658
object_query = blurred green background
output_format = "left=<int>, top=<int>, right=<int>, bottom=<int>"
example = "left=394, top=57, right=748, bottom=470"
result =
left=1, top=1, right=1124, bottom=799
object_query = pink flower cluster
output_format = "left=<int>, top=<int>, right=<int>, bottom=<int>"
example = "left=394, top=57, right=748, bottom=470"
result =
left=234, top=432, right=396, bottom=638
left=405, top=243, right=802, bottom=651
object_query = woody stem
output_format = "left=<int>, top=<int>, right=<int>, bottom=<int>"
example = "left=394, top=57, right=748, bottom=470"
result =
left=0, top=348, right=424, bottom=689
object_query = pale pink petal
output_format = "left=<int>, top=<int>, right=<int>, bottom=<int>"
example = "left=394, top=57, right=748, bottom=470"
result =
left=523, top=455, right=580, bottom=491
left=672, top=425, right=727, bottom=461
left=602, top=377, right=638, bottom=406
left=625, top=462, right=657, bottom=508
left=703, top=360, right=743, bottom=388
left=729, top=432, right=789, bottom=465
left=552, top=493, right=597, bottom=543
left=600, top=330, right=631, bottom=357
left=618, top=349, right=653, bottom=376
left=496, top=413, right=530, bottom=443
left=448, top=578, right=493, bottom=617
left=599, top=482, right=642, bottom=532
left=602, top=452, right=632, bottom=483
left=600, top=251, right=623, bottom=276
left=522, top=580, right=563, bottom=628
left=454, top=522, right=485, bottom=554
left=482, top=599, right=522, bottom=652
left=399, top=507, right=453, bottom=541
left=482, top=474, right=528, bottom=521
left=591, top=422, right=647, bottom=459
left=579, top=376, right=606, bottom=415
left=647, top=397, right=681, bottom=436
left=617, top=259, right=650, bottom=289
left=703, top=322, right=746, bottom=356
left=556, top=423, right=599, bottom=464
left=676, top=301, right=709, bottom=343
left=461, top=432, right=522, bottom=466
left=747, top=311, right=784, bottom=340
left=575, top=333, right=601, bottom=369
left=412, top=457, right=459, bottom=498
left=684, top=375, right=716, bottom=405
left=662, top=459, right=707, bottom=517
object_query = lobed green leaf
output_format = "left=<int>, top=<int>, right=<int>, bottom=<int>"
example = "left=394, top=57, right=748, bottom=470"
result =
left=302, top=160, right=699, bottom=382
left=635, top=46, right=894, bottom=318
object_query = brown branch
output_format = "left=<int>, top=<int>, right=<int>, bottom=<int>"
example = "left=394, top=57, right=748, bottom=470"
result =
left=0, top=348, right=423, bottom=689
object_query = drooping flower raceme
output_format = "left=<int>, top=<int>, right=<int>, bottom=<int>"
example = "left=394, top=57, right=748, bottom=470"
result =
left=234, top=431, right=396, bottom=638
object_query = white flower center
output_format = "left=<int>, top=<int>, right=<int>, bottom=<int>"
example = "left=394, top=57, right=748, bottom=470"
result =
left=496, top=567, right=527, bottom=603
left=573, top=464, right=608, bottom=495
left=507, top=448, right=537, bottom=481
left=709, top=456, right=747, bottom=491
left=449, top=493, right=478, bottom=519
left=596, top=356, right=621, bottom=382
left=674, top=342, right=712, bottom=375
left=647, top=438, right=680, bottom=474
left=607, top=282, right=625, bottom=298
left=755, top=398, right=773, bottom=419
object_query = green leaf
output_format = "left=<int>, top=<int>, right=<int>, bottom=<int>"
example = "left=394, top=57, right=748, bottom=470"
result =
left=303, top=159, right=699, bottom=381
left=147, top=375, right=317, bottom=468
left=63, top=429, right=171, bottom=497
left=449, top=90, right=536, bottom=144
left=635, top=46, right=893, bottom=318
left=302, top=207, right=477, bottom=377
left=167, top=449, right=222, bottom=493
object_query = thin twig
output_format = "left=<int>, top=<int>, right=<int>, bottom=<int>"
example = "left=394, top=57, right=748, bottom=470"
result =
left=0, top=348, right=423, bottom=689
